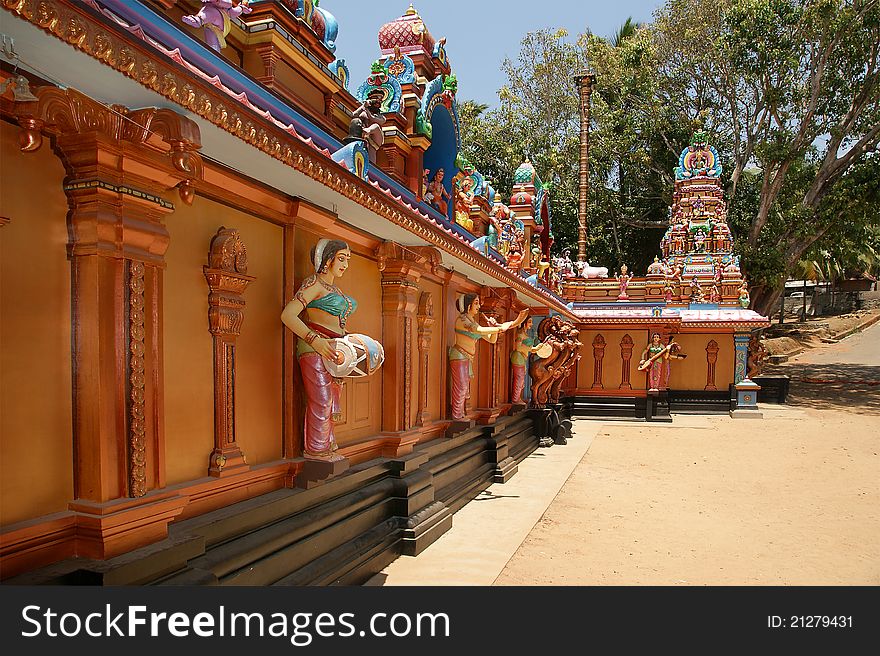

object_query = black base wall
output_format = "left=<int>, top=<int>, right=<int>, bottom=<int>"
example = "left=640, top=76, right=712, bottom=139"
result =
left=5, top=411, right=548, bottom=587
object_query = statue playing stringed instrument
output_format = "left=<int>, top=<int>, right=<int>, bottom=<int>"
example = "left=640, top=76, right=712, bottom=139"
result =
left=638, top=333, right=676, bottom=391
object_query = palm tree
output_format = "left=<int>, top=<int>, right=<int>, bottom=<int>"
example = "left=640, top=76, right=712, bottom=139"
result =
left=610, top=17, right=641, bottom=47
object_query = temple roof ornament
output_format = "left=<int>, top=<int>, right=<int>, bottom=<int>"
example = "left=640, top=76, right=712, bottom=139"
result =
left=674, top=130, right=722, bottom=180
left=312, top=5, right=339, bottom=53
left=513, top=158, right=540, bottom=187
left=379, top=4, right=437, bottom=57
left=383, top=46, right=417, bottom=85
left=356, top=60, right=403, bottom=114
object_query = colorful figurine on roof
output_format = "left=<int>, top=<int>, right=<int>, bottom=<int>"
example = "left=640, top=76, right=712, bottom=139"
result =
left=425, top=168, right=450, bottom=213
left=674, top=131, right=722, bottom=180
left=453, top=177, right=476, bottom=232
left=289, top=1, right=339, bottom=53
left=182, top=0, right=252, bottom=52
left=345, top=4, right=465, bottom=208
left=508, top=157, right=553, bottom=275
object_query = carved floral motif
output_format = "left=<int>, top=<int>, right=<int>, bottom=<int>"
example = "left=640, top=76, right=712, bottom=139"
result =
left=127, top=260, right=147, bottom=498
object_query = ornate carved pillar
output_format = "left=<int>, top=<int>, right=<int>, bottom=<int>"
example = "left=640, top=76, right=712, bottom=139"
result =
left=204, top=228, right=254, bottom=477
left=498, top=290, right=520, bottom=408
left=591, top=334, right=606, bottom=389
left=705, top=340, right=720, bottom=390
left=377, top=242, right=422, bottom=432
left=734, top=333, right=749, bottom=384
left=619, top=333, right=634, bottom=390
left=415, top=292, right=435, bottom=427
left=475, top=288, right=505, bottom=421
left=13, top=87, right=202, bottom=502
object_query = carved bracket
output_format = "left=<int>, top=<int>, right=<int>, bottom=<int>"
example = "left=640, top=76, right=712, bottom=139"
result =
left=376, top=241, right=443, bottom=277
left=13, top=86, right=203, bottom=204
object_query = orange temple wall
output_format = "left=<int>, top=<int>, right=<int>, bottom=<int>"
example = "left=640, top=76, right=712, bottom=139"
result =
left=163, top=199, right=285, bottom=486
left=0, top=121, right=74, bottom=525
left=574, top=329, right=735, bottom=393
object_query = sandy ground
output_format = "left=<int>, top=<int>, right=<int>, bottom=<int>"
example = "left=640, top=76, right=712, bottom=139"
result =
left=495, top=325, right=880, bottom=586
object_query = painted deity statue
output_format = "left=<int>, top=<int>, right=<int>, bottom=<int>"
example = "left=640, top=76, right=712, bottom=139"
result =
left=747, top=334, right=767, bottom=379
left=182, top=1, right=252, bottom=52
left=506, top=242, right=523, bottom=271
left=448, top=295, right=527, bottom=419
left=689, top=276, right=705, bottom=303
left=555, top=248, right=576, bottom=278
left=639, top=332, right=670, bottom=392
left=548, top=324, right=581, bottom=404
left=510, top=317, right=540, bottom=404
left=528, top=317, right=578, bottom=407
left=453, top=178, right=475, bottom=232
left=536, top=252, right=551, bottom=282
left=350, top=88, right=386, bottom=162
left=425, top=168, right=450, bottom=215
left=739, top=282, right=751, bottom=308
left=709, top=284, right=722, bottom=303
left=281, top=239, right=356, bottom=461
left=616, top=264, right=633, bottom=300
left=487, top=213, right=500, bottom=250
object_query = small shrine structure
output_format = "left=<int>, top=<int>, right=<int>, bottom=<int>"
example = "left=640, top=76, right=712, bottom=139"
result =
left=559, top=133, right=770, bottom=416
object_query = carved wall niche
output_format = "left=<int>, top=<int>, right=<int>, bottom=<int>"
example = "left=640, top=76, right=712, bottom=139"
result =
left=415, top=291, right=435, bottom=427
left=204, top=227, right=255, bottom=476
left=619, top=333, right=634, bottom=390
left=591, top=334, right=606, bottom=389
left=705, top=339, right=720, bottom=391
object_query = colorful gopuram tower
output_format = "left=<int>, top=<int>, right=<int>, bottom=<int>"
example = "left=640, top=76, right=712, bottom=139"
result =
left=654, top=131, right=743, bottom=306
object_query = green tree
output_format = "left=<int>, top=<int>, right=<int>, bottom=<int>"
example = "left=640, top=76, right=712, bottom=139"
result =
left=459, top=0, right=880, bottom=308
left=458, top=29, right=584, bottom=257
left=458, top=26, right=670, bottom=273
left=652, top=0, right=880, bottom=313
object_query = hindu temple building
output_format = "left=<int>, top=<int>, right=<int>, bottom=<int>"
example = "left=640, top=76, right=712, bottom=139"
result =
left=559, top=132, right=770, bottom=417
left=0, top=2, right=567, bottom=584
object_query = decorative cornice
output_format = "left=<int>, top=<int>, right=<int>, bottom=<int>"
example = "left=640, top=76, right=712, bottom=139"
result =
left=1, top=0, right=573, bottom=317
left=64, top=179, right=174, bottom=209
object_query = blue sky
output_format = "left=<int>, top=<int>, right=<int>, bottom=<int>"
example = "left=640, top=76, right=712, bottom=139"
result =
left=327, top=1, right=666, bottom=107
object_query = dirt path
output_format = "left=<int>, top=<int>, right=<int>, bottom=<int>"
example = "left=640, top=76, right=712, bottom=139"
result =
left=495, top=328, right=880, bottom=586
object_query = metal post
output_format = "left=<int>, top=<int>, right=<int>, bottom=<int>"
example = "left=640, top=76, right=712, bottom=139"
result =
left=802, top=278, right=807, bottom=320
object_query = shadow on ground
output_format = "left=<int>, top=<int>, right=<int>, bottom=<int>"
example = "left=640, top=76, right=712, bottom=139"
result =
left=766, top=362, right=880, bottom=415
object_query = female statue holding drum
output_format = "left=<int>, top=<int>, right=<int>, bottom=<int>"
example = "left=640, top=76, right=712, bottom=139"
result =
left=281, top=239, right=382, bottom=461
left=449, top=294, right=528, bottom=420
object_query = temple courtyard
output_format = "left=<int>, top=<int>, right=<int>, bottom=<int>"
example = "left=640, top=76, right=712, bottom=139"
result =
left=369, top=321, right=880, bottom=586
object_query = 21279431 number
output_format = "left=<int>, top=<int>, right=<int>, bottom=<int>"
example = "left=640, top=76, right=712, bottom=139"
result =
left=768, top=616, right=853, bottom=628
